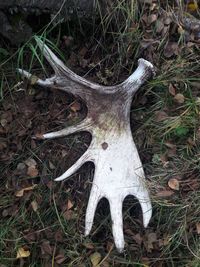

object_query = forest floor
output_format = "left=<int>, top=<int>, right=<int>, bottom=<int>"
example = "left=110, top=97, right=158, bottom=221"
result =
left=0, top=1, right=200, bottom=266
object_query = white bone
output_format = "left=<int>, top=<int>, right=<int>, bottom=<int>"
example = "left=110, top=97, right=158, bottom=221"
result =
left=18, top=36, right=155, bottom=252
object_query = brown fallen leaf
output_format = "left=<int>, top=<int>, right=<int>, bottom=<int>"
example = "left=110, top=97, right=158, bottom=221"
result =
left=67, top=199, right=73, bottom=210
left=41, top=240, right=53, bottom=255
left=174, top=93, right=185, bottom=104
left=106, top=241, right=114, bottom=252
left=23, top=232, right=36, bottom=242
left=168, top=178, right=180, bottom=191
left=155, top=19, right=164, bottom=33
left=101, top=261, right=110, bottom=267
left=196, top=222, right=200, bottom=234
left=147, top=232, right=157, bottom=251
left=54, top=230, right=64, bottom=242
left=90, top=252, right=101, bottom=267
left=164, top=141, right=176, bottom=149
left=148, top=14, right=157, bottom=24
left=63, top=210, right=76, bottom=220
left=132, top=233, right=143, bottom=245
left=31, top=200, right=38, bottom=212
left=24, top=158, right=37, bottom=167
left=79, top=46, right=88, bottom=57
left=63, top=35, right=73, bottom=47
left=164, top=42, right=179, bottom=58
left=30, top=75, right=39, bottom=85
left=49, top=161, right=56, bottom=170
left=55, top=253, right=66, bottom=264
left=83, top=242, right=95, bottom=249
left=16, top=247, right=30, bottom=259
left=156, top=190, right=174, bottom=197
left=17, top=162, right=26, bottom=171
left=27, top=166, right=39, bottom=177
left=155, top=111, right=169, bottom=122
left=70, top=101, right=81, bottom=112
left=15, top=185, right=37, bottom=197
left=1, top=118, right=8, bottom=127
left=168, top=83, right=176, bottom=96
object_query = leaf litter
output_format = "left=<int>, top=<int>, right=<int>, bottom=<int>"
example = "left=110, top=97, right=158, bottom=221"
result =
left=0, top=0, right=200, bottom=266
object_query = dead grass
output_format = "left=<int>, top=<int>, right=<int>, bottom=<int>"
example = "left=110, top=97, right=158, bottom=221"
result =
left=0, top=0, right=200, bottom=266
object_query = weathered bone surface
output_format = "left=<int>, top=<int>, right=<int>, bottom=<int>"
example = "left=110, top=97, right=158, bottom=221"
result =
left=18, top=37, right=155, bottom=252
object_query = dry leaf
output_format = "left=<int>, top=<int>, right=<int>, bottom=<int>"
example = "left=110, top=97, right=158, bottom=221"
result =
left=147, top=232, right=157, bottom=250
left=17, top=162, right=26, bottom=171
left=67, top=199, right=73, bottom=210
left=79, top=46, right=88, bottom=57
left=15, top=185, right=36, bottom=197
left=90, top=252, right=101, bottom=267
left=164, top=42, right=179, bottom=58
left=168, top=178, right=180, bottom=191
left=24, top=158, right=37, bottom=167
left=132, top=233, right=143, bottom=245
left=55, top=230, right=64, bottom=242
left=63, top=210, right=76, bottom=220
left=70, top=101, right=81, bottom=112
left=63, top=35, right=73, bottom=47
left=30, top=75, right=39, bottom=85
left=174, top=93, right=185, bottom=104
left=187, top=1, right=198, bottom=12
left=83, top=242, right=95, bottom=249
left=16, top=247, right=30, bottom=259
left=164, top=141, right=176, bottom=149
left=55, top=253, right=66, bottom=264
left=106, top=241, right=114, bottom=252
left=156, top=190, right=174, bottom=197
left=31, top=200, right=38, bottom=212
left=101, top=261, right=110, bottom=267
left=49, top=161, right=56, bottom=170
left=41, top=241, right=53, bottom=255
left=155, top=111, right=168, bottom=122
left=0, top=118, right=7, bottom=127
left=155, top=19, right=164, bottom=33
left=148, top=14, right=157, bottom=24
left=27, top=166, right=38, bottom=177
left=196, top=222, right=200, bottom=234
left=168, top=83, right=176, bottom=96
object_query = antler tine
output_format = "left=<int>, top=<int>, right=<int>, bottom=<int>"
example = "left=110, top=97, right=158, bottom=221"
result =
left=34, top=36, right=68, bottom=76
left=85, top=185, right=102, bottom=236
left=54, top=150, right=92, bottom=182
left=34, top=37, right=107, bottom=91
left=128, top=178, right=152, bottom=228
left=17, top=68, right=56, bottom=87
left=110, top=198, right=124, bottom=252
left=33, top=118, right=93, bottom=140
left=121, top=59, right=155, bottom=96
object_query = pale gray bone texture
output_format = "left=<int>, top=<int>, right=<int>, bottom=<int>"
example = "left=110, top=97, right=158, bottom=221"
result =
left=18, top=37, right=155, bottom=252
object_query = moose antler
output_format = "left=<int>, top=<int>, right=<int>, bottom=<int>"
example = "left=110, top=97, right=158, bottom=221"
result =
left=18, top=37, right=155, bottom=252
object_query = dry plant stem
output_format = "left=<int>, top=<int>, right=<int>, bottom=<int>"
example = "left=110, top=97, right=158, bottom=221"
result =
left=18, top=37, right=155, bottom=252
